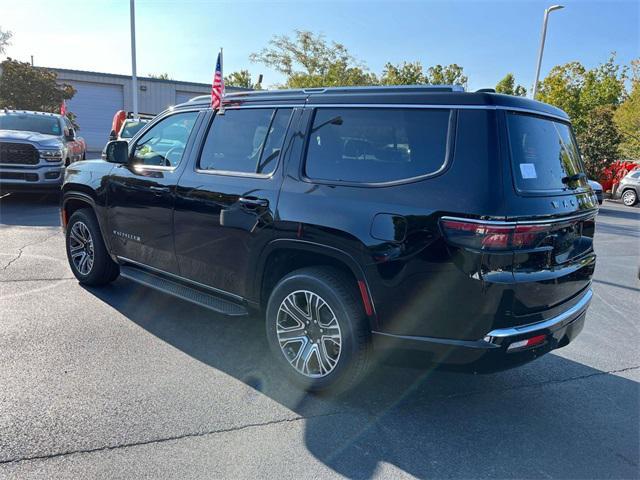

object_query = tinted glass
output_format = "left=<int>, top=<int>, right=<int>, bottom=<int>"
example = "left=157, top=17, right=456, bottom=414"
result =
left=258, top=109, right=292, bottom=175
left=0, top=114, right=61, bottom=136
left=199, top=108, right=291, bottom=174
left=304, top=108, right=450, bottom=183
left=507, top=113, right=587, bottom=192
left=131, top=111, right=197, bottom=167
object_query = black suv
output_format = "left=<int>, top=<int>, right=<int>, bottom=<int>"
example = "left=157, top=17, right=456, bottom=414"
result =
left=62, top=86, right=597, bottom=391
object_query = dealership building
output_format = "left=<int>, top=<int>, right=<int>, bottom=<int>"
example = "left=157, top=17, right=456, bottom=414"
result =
left=50, top=67, right=244, bottom=152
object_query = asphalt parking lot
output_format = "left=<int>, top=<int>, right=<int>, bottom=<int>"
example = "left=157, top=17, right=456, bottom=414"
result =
left=0, top=194, right=638, bottom=479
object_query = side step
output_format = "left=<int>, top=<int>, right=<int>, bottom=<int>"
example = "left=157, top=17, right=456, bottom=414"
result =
left=119, top=265, right=248, bottom=316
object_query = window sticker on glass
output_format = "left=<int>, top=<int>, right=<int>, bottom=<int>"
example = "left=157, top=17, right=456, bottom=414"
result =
left=520, top=163, right=537, bottom=179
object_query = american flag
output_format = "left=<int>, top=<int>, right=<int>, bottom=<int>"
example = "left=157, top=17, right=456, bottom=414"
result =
left=211, top=50, right=225, bottom=109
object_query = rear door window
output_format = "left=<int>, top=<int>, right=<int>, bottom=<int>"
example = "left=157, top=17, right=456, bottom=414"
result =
left=507, top=112, right=587, bottom=192
left=304, top=108, right=451, bottom=184
left=199, top=108, right=292, bottom=175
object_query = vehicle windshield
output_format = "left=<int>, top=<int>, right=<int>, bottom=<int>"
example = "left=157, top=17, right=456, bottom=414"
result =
left=507, top=112, right=588, bottom=192
left=0, top=114, right=62, bottom=136
left=120, top=120, right=148, bottom=139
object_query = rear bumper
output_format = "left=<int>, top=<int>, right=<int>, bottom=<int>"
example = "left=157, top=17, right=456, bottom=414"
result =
left=372, top=287, right=592, bottom=372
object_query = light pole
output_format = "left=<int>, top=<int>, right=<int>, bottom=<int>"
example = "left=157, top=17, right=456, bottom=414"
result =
left=532, top=4, right=564, bottom=100
left=130, top=0, right=138, bottom=118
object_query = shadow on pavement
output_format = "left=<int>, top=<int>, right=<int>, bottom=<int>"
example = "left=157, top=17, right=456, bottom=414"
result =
left=599, top=203, right=640, bottom=221
left=0, top=193, right=61, bottom=227
left=87, top=278, right=640, bottom=479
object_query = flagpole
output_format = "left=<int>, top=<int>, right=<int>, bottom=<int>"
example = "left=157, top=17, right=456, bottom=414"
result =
left=130, top=0, right=139, bottom=119
left=219, top=47, right=225, bottom=114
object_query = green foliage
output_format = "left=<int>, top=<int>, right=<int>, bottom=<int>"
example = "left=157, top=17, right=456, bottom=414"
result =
left=0, top=59, right=76, bottom=112
left=614, top=60, right=640, bottom=159
left=0, top=27, right=11, bottom=55
left=537, top=54, right=626, bottom=134
left=250, top=30, right=376, bottom=88
left=495, top=73, right=526, bottom=96
left=426, top=64, right=467, bottom=86
left=577, top=106, right=622, bottom=179
left=380, top=62, right=426, bottom=85
left=148, top=72, right=171, bottom=80
left=224, top=69, right=263, bottom=90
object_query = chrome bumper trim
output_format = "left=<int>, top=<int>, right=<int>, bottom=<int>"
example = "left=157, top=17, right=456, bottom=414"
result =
left=484, top=288, right=593, bottom=341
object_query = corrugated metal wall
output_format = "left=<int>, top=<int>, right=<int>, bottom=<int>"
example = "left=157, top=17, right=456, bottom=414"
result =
left=50, top=68, right=242, bottom=151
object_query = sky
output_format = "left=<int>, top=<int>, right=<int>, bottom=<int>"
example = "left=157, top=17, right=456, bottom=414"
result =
left=1, top=0, right=638, bottom=93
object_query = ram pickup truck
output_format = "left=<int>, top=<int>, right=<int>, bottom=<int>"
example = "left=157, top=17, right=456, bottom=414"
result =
left=0, top=110, right=86, bottom=192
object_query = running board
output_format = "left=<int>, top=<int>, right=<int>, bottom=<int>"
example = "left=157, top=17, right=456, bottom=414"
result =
left=119, top=265, right=248, bottom=316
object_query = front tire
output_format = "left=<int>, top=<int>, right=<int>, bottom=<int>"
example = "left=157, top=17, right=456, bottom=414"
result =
left=266, top=267, right=371, bottom=392
left=622, top=189, right=638, bottom=207
left=65, top=209, right=119, bottom=286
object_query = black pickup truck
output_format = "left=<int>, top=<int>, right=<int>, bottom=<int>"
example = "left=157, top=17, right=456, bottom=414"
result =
left=62, top=86, right=597, bottom=391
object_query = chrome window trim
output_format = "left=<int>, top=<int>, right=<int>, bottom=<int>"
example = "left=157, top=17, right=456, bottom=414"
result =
left=440, top=210, right=597, bottom=226
left=116, top=256, right=244, bottom=302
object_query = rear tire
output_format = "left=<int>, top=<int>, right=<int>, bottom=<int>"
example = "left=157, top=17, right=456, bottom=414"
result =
left=265, top=267, right=371, bottom=393
left=622, top=189, right=638, bottom=207
left=66, top=209, right=119, bottom=286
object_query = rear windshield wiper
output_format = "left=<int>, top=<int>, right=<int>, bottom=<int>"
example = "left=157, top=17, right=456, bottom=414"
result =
left=562, top=172, right=586, bottom=185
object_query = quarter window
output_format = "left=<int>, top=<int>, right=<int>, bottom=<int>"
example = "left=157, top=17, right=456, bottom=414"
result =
left=199, top=108, right=292, bottom=175
left=304, top=108, right=451, bottom=184
left=131, top=111, right=198, bottom=167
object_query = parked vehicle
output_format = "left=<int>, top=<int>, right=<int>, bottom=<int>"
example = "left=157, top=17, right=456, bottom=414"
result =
left=0, top=110, right=86, bottom=191
left=109, top=111, right=153, bottom=142
left=613, top=169, right=640, bottom=206
left=61, top=86, right=598, bottom=391
left=588, top=179, right=603, bottom=204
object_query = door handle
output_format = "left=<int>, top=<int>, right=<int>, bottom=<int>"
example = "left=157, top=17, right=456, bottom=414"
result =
left=149, top=186, right=170, bottom=193
left=238, top=197, right=268, bottom=208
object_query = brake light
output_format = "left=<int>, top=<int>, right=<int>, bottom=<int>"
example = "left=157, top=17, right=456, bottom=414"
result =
left=440, top=219, right=551, bottom=251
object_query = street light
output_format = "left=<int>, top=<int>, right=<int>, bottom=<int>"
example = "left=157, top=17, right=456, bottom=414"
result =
left=532, top=4, right=564, bottom=100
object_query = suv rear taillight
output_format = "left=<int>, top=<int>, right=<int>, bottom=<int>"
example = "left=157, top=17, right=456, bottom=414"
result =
left=440, top=218, right=551, bottom=251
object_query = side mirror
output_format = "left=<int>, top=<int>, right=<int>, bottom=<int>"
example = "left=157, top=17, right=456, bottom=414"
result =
left=105, top=140, right=129, bottom=164
left=109, top=129, right=117, bottom=141
left=65, top=128, right=75, bottom=141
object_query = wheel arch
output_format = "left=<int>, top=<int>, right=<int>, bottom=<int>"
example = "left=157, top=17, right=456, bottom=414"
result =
left=253, top=239, right=377, bottom=328
left=62, top=188, right=113, bottom=257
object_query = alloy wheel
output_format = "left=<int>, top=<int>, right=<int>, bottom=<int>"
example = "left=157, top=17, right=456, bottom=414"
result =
left=622, top=190, right=637, bottom=206
left=276, top=290, right=342, bottom=378
left=69, top=221, right=95, bottom=275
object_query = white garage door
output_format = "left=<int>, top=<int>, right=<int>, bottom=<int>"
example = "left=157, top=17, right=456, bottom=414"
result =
left=67, top=82, right=124, bottom=151
left=176, top=91, right=206, bottom=105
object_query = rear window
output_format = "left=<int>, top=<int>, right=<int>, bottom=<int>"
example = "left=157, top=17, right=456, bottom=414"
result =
left=507, top=112, right=587, bottom=192
left=304, top=108, right=451, bottom=184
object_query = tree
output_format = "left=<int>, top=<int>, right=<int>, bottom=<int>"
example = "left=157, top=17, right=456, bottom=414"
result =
left=380, top=62, right=426, bottom=85
left=577, top=106, right=622, bottom=179
left=614, top=59, right=640, bottom=159
left=0, top=27, right=11, bottom=55
left=148, top=72, right=171, bottom=80
left=224, top=69, right=262, bottom=90
left=495, top=73, right=526, bottom=96
left=250, top=30, right=376, bottom=88
left=0, top=59, right=76, bottom=112
left=426, top=64, right=467, bottom=86
left=537, top=55, right=626, bottom=134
